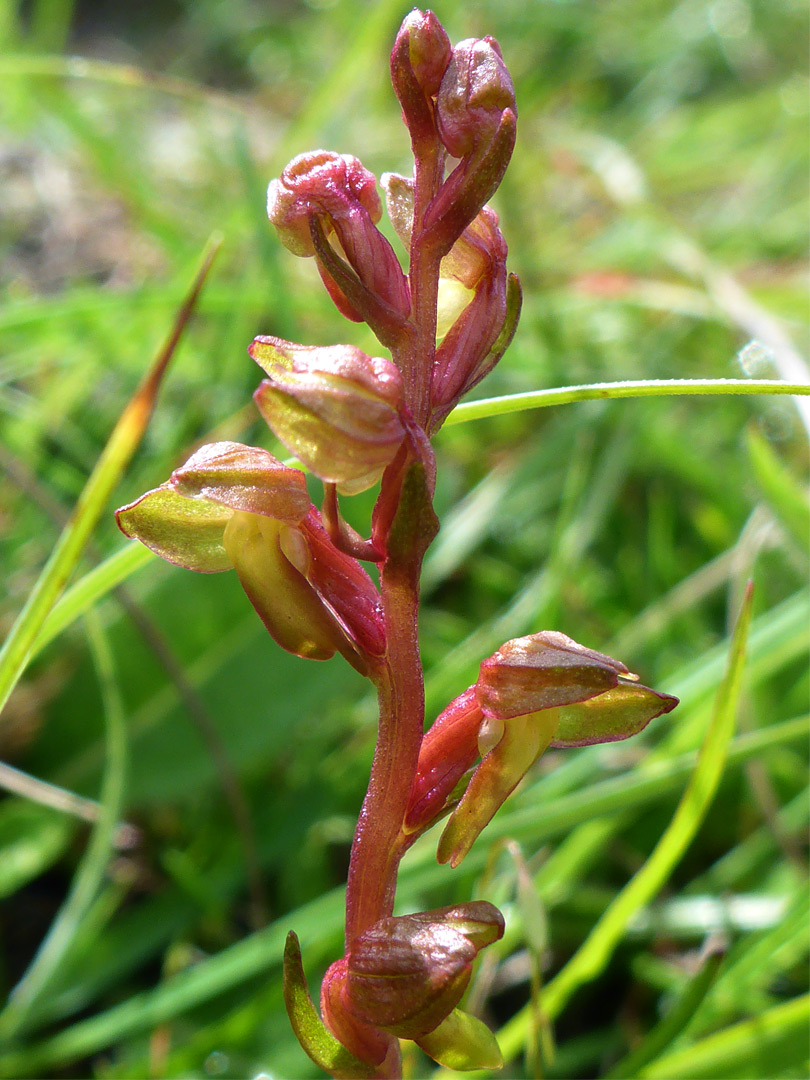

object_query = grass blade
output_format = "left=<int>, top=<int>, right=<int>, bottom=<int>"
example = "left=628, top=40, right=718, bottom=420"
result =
left=639, top=993, right=810, bottom=1079
left=606, top=946, right=725, bottom=1078
left=0, top=235, right=220, bottom=723
left=445, top=379, right=810, bottom=426
left=31, top=542, right=155, bottom=658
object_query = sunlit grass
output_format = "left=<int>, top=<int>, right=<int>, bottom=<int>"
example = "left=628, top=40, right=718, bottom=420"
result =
left=0, top=0, right=807, bottom=1077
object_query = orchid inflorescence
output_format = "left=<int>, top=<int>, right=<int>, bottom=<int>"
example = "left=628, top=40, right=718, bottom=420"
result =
left=117, top=11, right=677, bottom=1077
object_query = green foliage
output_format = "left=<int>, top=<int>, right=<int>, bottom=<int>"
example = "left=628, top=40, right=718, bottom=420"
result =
left=0, top=0, right=807, bottom=1078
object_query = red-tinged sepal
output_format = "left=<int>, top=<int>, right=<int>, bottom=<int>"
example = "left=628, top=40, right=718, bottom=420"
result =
left=344, top=904, right=504, bottom=1040
left=249, top=336, right=406, bottom=494
left=296, top=511, right=387, bottom=661
left=477, top=631, right=629, bottom=719
left=115, top=442, right=309, bottom=572
left=423, top=110, right=517, bottom=258
left=431, top=260, right=506, bottom=416
left=404, top=687, right=483, bottom=834
left=430, top=272, right=521, bottom=432
left=282, top=932, right=379, bottom=1079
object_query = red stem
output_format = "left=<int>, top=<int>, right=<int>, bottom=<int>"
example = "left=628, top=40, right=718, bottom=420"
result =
left=344, top=548, right=424, bottom=948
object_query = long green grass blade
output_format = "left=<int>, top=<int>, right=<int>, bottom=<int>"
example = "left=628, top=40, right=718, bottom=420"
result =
left=639, top=993, right=810, bottom=1079
left=31, top=541, right=155, bottom=659
left=607, top=946, right=725, bottom=1078
left=0, top=237, right=219, bottom=723
left=745, top=425, right=810, bottom=548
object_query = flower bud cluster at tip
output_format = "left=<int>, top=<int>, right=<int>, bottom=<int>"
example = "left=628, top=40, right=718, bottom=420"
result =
left=262, top=9, right=520, bottom=432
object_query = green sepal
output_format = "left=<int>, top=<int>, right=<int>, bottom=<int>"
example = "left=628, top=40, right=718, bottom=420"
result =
left=116, top=486, right=232, bottom=572
left=282, top=932, right=377, bottom=1080
left=550, top=678, right=678, bottom=747
left=416, top=1007, right=503, bottom=1071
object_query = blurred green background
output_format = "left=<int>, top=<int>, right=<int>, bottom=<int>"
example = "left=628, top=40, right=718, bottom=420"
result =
left=0, top=0, right=808, bottom=1076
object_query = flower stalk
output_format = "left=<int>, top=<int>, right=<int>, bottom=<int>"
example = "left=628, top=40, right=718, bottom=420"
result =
left=116, top=12, right=678, bottom=1077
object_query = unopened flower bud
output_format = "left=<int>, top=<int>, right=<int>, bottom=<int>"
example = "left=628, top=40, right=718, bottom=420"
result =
left=390, top=11, right=452, bottom=151
left=250, top=336, right=406, bottom=494
left=398, top=10, right=452, bottom=97
left=297, top=511, right=387, bottom=659
left=345, top=903, right=504, bottom=1040
left=436, top=37, right=515, bottom=159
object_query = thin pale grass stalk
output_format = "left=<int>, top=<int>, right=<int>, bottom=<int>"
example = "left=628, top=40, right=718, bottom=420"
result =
left=0, top=55, right=250, bottom=113
left=663, top=237, right=810, bottom=437
left=1, top=406, right=268, bottom=930
left=0, top=760, right=135, bottom=848
left=0, top=608, right=126, bottom=1041
left=445, top=378, right=810, bottom=426
left=606, top=945, right=725, bottom=1079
